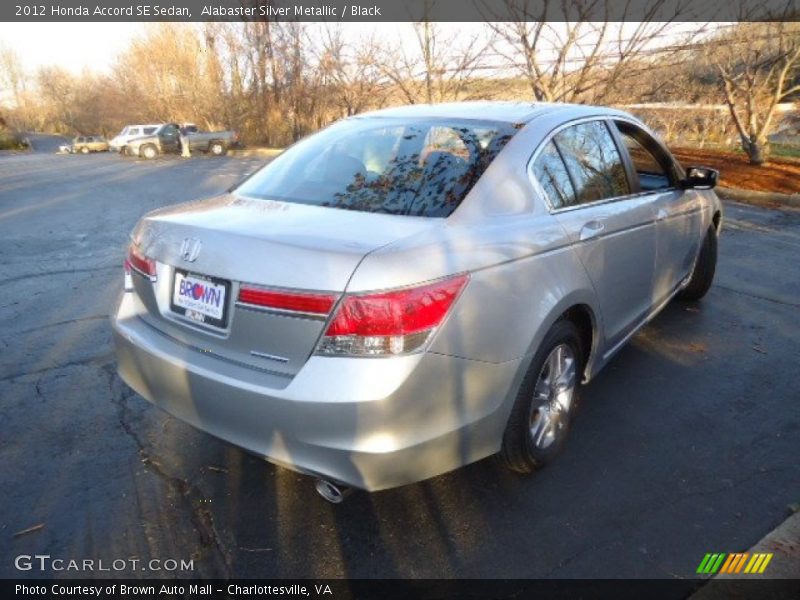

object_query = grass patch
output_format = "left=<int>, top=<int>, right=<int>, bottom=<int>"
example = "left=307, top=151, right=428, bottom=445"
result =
left=771, top=144, right=800, bottom=159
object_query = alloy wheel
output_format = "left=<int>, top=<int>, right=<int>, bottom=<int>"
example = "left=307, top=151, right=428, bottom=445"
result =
left=529, top=343, right=577, bottom=449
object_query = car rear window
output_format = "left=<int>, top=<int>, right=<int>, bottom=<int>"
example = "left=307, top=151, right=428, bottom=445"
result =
left=235, top=117, right=517, bottom=217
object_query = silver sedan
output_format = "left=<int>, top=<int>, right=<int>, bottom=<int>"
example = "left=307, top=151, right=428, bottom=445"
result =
left=112, top=102, right=722, bottom=500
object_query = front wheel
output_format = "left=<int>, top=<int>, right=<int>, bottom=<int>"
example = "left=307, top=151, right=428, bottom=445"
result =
left=141, top=144, right=157, bottom=160
left=677, top=226, right=718, bottom=301
left=80, top=146, right=89, bottom=154
left=500, top=319, right=584, bottom=474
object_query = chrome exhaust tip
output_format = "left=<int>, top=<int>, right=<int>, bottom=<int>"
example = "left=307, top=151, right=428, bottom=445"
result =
left=314, top=479, right=351, bottom=504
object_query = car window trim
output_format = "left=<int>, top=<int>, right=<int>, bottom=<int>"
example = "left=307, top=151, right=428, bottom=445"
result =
left=549, top=138, right=580, bottom=207
left=528, top=116, right=637, bottom=214
left=604, top=116, right=642, bottom=195
left=611, top=117, right=685, bottom=185
left=533, top=139, right=579, bottom=209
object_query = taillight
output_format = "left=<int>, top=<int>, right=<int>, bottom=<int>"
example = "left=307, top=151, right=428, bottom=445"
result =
left=123, top=257, right=133, bottom=291
left=238, top=286, right=338, bottom=315
left=126, top=243, right=157, bottom=280
left=316, top=273, right=469, bottom=357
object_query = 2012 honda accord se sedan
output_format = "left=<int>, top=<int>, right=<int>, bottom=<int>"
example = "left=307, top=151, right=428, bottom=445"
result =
left=112, top=102, right=722, bottom=498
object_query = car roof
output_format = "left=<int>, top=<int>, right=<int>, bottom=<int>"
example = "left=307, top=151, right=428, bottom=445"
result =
left=355, top=101, right=634, bottom=125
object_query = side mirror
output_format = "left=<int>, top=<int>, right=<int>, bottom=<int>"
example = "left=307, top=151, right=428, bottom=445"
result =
left=682, top=166, right=718, bottom=190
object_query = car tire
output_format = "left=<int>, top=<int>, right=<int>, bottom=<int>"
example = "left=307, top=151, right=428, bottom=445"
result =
left=499, top=319, right=584, bottom=474
left=80, top=147, right=89, bottom=154
left=209, top=142, right=225, bottom=156
left=677, top=226, right=718, bottom=301
left=141, top=145, right=157, bottom=160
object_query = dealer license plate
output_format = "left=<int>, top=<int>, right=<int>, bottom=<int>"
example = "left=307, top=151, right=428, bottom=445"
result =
left=171, top=270, right=230, bottom=327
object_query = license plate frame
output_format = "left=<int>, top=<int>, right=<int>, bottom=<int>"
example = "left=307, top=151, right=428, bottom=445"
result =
left=170, top=269, right=231, bottom=329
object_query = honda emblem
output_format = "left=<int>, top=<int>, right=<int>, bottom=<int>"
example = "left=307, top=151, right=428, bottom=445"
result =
left=180, top=238, right=202, bottom=262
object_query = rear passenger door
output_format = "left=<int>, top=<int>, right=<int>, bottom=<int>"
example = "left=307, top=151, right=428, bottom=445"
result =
left=611, top=120, right=703, bottom=304
left=531, top=119, right=657, bottom=350
left=159, top=124, right=180, bottom=152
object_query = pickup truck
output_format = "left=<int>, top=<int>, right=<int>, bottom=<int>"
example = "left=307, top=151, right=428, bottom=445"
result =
left=182, top=127, right=239, bottom=155
left=122, top=123, right=238, bottom=159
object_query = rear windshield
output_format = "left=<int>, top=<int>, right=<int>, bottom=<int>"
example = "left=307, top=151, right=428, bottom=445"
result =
left=235, top=117, right=517, bottom=217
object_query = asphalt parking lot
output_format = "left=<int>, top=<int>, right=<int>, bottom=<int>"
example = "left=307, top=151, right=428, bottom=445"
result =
left=1, top=135, right=798, bottom=582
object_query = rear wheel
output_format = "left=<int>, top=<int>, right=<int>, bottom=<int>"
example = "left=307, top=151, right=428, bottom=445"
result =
left=678, top=226, right=718, bottom=301
left=141, top=144, right=157, bottom=160
left=209, top=141, right=225, bottom=156
left=80, top=146, right=89, bottom=154
left=500, top=319, right=584, bottom=474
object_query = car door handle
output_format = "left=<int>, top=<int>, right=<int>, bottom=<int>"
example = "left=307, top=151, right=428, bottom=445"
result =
left=579, top=221, right=605, bottom=241
left=656, top=208, right=668, bottom=221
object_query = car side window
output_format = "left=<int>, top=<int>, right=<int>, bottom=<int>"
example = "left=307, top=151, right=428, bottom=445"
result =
left=532, top=141, right=577, bottom=209
left=553, top=121, right=630, bottom=205
left=614, top=122, right=675, bottom=192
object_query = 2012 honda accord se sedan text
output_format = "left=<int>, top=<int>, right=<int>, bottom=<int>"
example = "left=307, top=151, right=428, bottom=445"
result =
left=112, top=102, right=722, bottom=499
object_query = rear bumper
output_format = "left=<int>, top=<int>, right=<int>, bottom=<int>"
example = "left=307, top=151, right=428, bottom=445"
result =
left=111, top=292, right=522, bottom=491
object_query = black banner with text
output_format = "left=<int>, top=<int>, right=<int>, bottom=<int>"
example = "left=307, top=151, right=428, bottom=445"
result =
left=3, top=0, right=800, bottom=23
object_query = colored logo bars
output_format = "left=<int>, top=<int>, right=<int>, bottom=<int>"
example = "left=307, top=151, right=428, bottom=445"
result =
left=696, top=552, right=773, bottom=575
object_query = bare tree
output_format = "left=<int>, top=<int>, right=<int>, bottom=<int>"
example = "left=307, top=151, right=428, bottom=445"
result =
left=0, top=44, right=25, bottom=108
left=113, top=24, right=222, bottom=127
left=379, top=18, right=494, bottom=104
left=35, top=66, right=79, bottom=132
left=0, top=44, right=36, bottom=130
left=483, top=0, right=689, bottom=104
left=711, top=22, right=800, bottom=164
left=318, top=25, right=389, bottom=117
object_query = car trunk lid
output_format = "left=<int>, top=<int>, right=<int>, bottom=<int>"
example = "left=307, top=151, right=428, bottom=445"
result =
left=127, top=194, right=433, bottom=378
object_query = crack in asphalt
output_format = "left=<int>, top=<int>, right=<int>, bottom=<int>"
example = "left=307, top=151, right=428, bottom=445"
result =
left=0, top=265, right=119, bottom=286
left=34, top=377, right=45, bottom=402
left=541, top=534, right=625, bottom=578
left=0, top=352, right=116, bottom=382
left=101, top=364, right=233, bottom=577
left=12, top=314, right=109, bottom=336
left=714, top=284, right=800, bottom=308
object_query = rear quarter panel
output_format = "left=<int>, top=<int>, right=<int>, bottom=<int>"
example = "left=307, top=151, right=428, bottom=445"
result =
left=349, top=214, right=600, bottom=366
